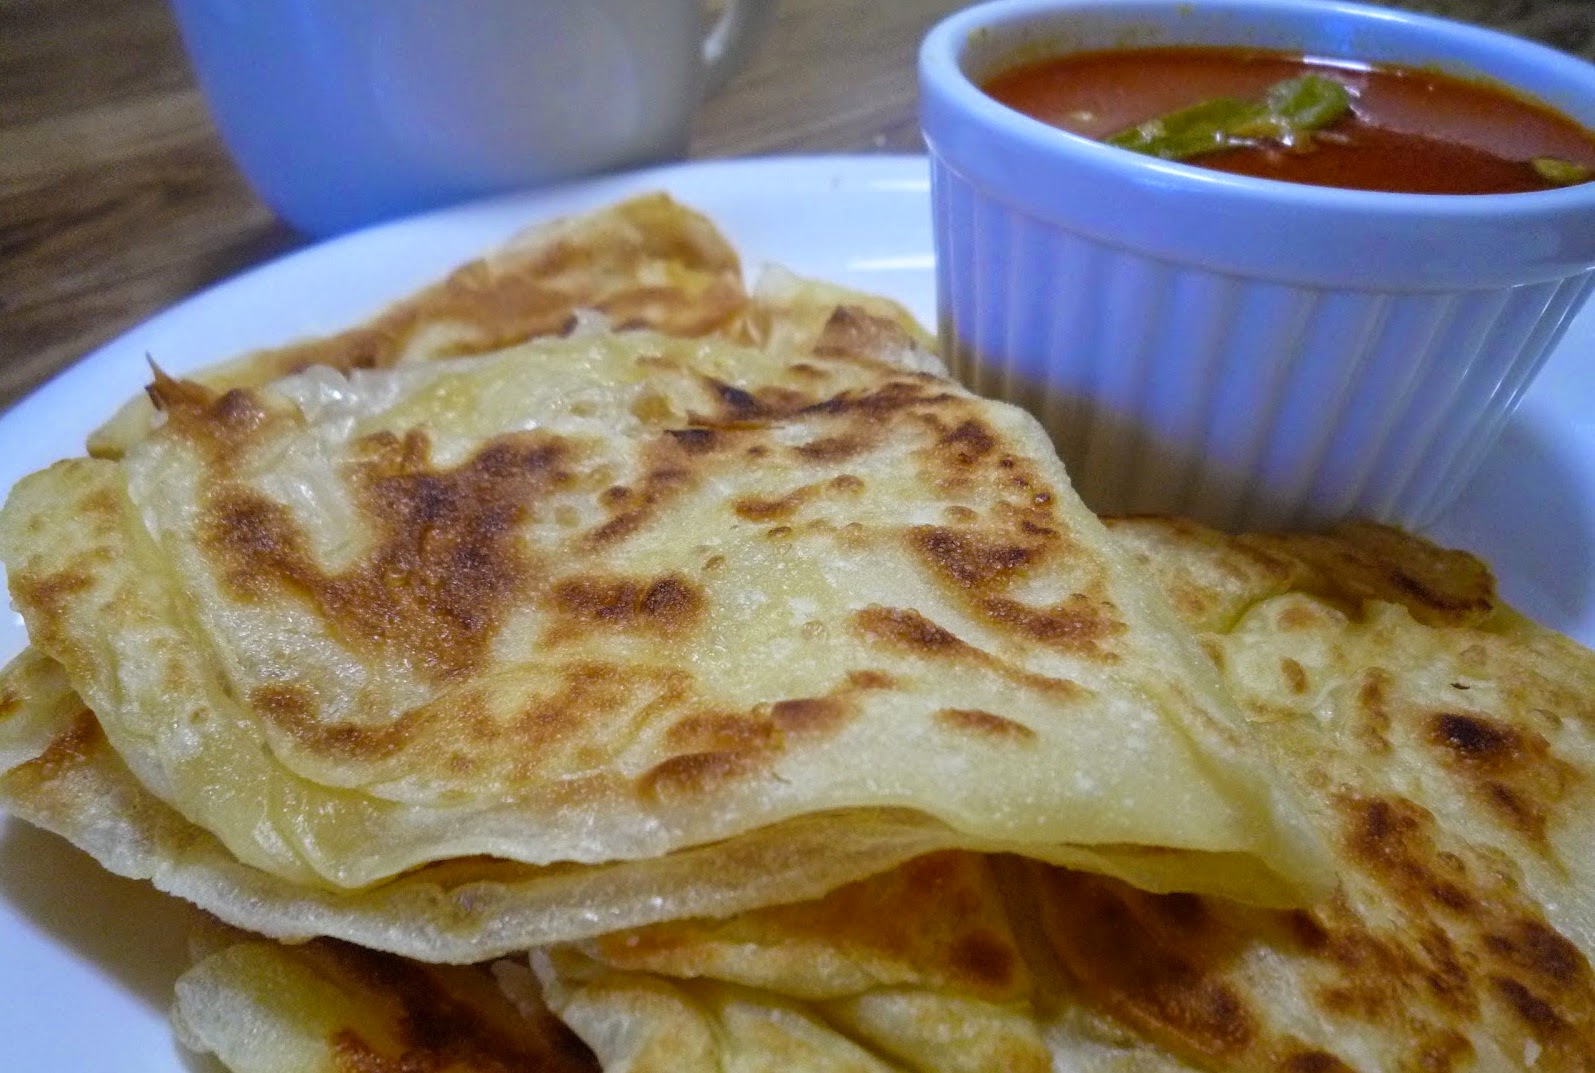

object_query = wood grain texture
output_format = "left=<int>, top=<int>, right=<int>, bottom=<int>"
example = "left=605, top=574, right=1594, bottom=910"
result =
left=2, top=0, right=1591, bottom=412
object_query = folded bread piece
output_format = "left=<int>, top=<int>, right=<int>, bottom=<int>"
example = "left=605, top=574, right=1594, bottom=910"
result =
left=87, top=193, right=750, bottom=459
left=532, top=520, right=1595, bottom=1073
left=0, top=675, right=956, bottom=960
left=536, top=852, right=1054, bottom=1073
left=172, top=922, right=597, bottom=1073
left=0, top=307, right=1327, bottom=959
left=87, top=193, right=936, bottom=460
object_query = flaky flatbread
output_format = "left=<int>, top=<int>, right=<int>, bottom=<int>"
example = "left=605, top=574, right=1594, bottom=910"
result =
left=87, top=193, right=749, bottom=459
left=532, top=519, right=1595, bottom=1073
left=536, top=853, right=1053, bottom=1073
left=2, top=322, right=1324, bottom=898
left=0, top=315, right=1327, bottom=963
left=173, top=923, right=596, bottom=1073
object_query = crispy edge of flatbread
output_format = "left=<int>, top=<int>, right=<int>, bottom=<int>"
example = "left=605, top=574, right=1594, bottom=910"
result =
left=87, top=193, right=749, bottom=459
left=173, top=918, right=597, bottom=1073
left=0, top=680, right=972, bottom=961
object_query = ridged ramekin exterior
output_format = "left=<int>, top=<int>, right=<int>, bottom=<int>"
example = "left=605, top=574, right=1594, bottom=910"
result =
left=921, top=0, right=1595, bottom=531
left=932, top=157, right=1595, bottom=530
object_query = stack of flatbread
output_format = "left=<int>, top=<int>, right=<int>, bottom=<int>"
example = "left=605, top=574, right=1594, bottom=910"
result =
left=1, top=196, right=1591, bottom=1073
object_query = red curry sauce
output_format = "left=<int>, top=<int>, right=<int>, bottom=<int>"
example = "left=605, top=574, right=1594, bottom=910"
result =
left=983, top=47, right=1595, bottom=194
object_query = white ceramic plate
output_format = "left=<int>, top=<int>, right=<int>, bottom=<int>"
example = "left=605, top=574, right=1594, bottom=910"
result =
left=0, top=154, right=1590, bottom=1071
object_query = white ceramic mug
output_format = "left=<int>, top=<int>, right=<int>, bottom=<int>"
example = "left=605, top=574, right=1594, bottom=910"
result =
left=170, top=0, right=778, bottom=236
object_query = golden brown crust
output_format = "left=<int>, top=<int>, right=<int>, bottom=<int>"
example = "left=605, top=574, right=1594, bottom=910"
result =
left=1036, top=517, right=1595, bottom=1073
left=201, top=431, right=573, bottom=681
left=3, top=311, right=1323, bottom=897
left=174, top=931, right=597, bottom=1073
left=557, top=521, right=1595, bottom=1073
left=90, top=194, right=749, bottom=460
left=585, top=852, right=1032, bottom=1004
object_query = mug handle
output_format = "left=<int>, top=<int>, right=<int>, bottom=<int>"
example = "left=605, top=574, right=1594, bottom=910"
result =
left=702, top=0, right=779, bottom=96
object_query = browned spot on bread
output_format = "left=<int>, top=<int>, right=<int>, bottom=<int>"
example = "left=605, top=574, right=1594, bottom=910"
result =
left=979, top=594, right=1126, bottom=661
left=1281, top=658, right=1308, bottom=694
left=639, top=576, right=701, bottom=622
left=936, top=707, right=1037, bottom=742
left=663, top=712, right=778, bottom=754
left=1425, top=711, right=1581, bottom=851
left=1387, top=567, right=1494, bottom=622
left=1354, top=670, right=1394, bottom=754
left=1430, top=712, right=1514, bottom=760
left=1279, top=604, right=1326, bottom=631
left=251, top=683, right=411, bottom=762
left=1038, top=870, right=1260, bottom=1061
left=802, top=380, right=945, bottom=421
left=659, top=682, right=865, bottom=774
left=303, top=940, right=595, bottom=1073
left=19, top=708, right=102, bottom=780
left=153, top=378, right=290, bottom=465
left=846, top=669, right=896, bottom=690
left=583, top=510, right=647, bottom=548
left=829, top=474, right=865, bottom=494
left=792, top=433, right=871, bottom=463
left=549, top=573, right=705, bottom=639
left=1341, top=796, right=1466, bottom=913
left=1340, top=523, right=1496, bottom=624
left=10, top=569, right=93, bottom=657
left=639, top=749, right=759, bottom=800
left=771, top=696, right=853, bottom=735
left=499, top=664, right=651, bottom=778
left=1246, top=523, right=1497, bottom=627
left=354, top=428, right=431, bottom=471
left=1417, top=1032, right=1475, bottom=1073
left=1485, top=920, right=1586, bottom=988
left=1486, top=969, right=1563, bottom=1039
left=665, top=427, right=721, bottom=455
left=1491, top=975, right=1565, bottom=1036
left=853, top=606, right=968, bottom=655
left=1286, top=910, right=1330, bottom=953
left=811, top=305, right=921, bottom=365
left=1328, top=793, right=1595, bottom=1057
left=950, top=929, right=1019, bottom=991
left=853, top=606, right=1087, bottom=701
left=936, top=417, right=999, bottom=464
left=78, top=486, right=124, bottom=524
left=909, top=525, right=1041, bottom=588
left=734, top=484, right=820, bottom=522
left=202, top=432, right=569, bottom=681
left=703, top=378, right=767, bottom=421
left=1279, top=1047, right=1357, bottom=1073
left=581, top=434, right=697, bottom=551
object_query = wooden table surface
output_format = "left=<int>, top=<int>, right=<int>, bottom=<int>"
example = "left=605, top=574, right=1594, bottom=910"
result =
left=4, top=0, right=1593, bottom=413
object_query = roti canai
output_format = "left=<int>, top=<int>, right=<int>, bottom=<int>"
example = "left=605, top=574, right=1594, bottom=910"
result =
left=529, top=519, right=1595, bottom=1073
left=0, top=309, right=1326, bottom=962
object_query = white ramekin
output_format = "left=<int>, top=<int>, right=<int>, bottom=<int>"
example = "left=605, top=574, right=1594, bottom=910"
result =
left=920, top=0, right=1595, bottom=531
